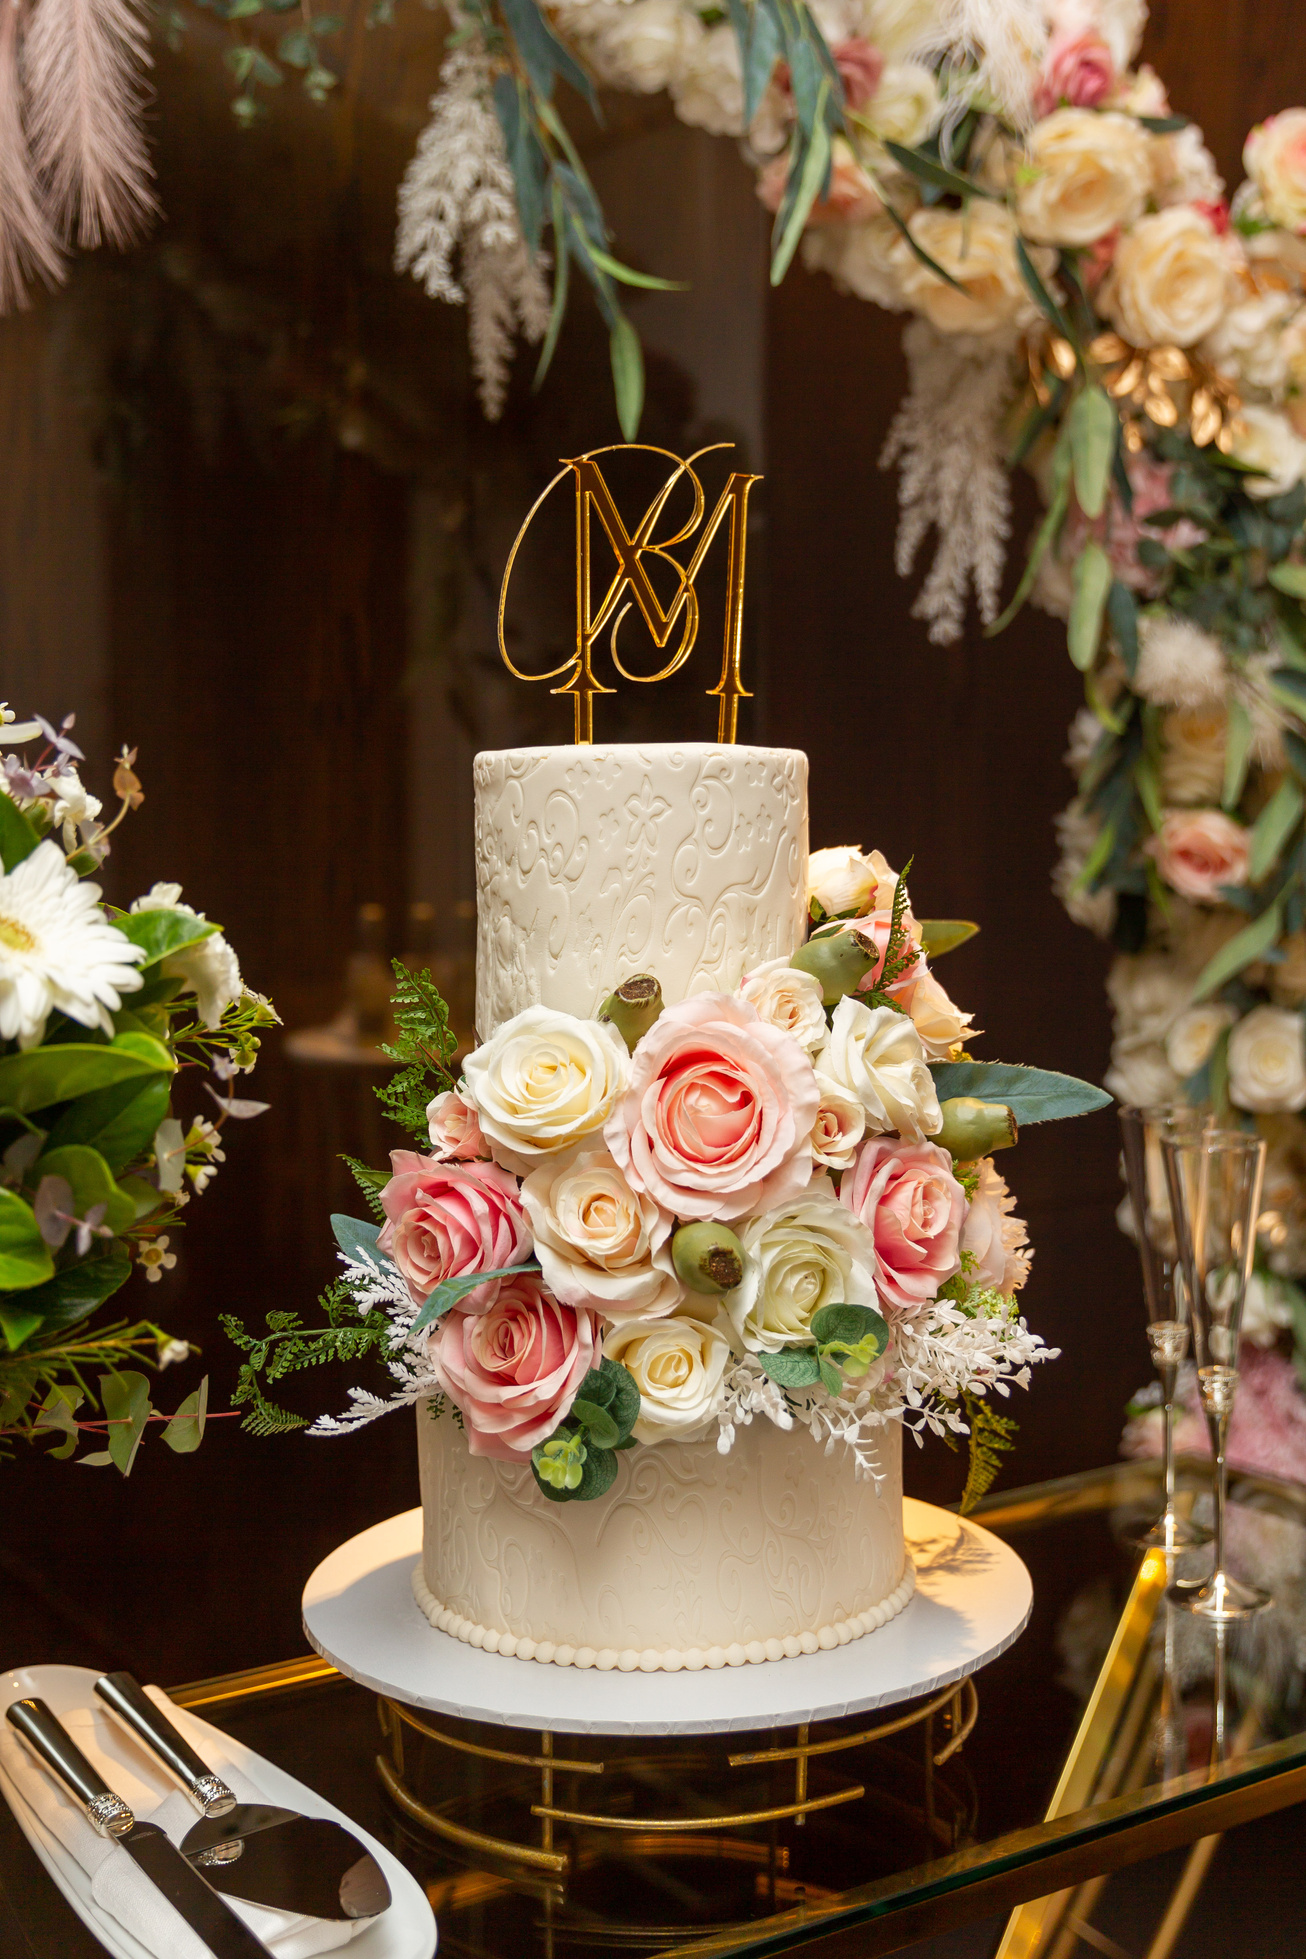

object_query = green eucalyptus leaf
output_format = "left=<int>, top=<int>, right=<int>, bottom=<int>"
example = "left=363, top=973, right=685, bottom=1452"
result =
left=1069, top=385, right=1116, bottom=519
left=331, top=1213, right=382, bottom=1265
left=609, top=316, right=644, bottom=441
left=757, top=1347, right=822, bottom=1388
left=0, top=1305, right=43, bottom=1351
left=0, top=793, right=40, bottom=871
left=986, top=437, right=1072, bottom=637
left=1249, top=776, right=1303, bottom=883
left=162, top=1375, right=208, bottom=1454
left=34, top=1145, right=135, bottom=1236
left=1016, top=236, right=1075, bottom=343
left=817, top=1355, right=842, bottom=1395
left=1068, top=541, right=1111, bottom=670
left=918, top=920, right=979, bottom=957
left=771, top=97, right=830, bottom=286
left=569, top=1397, right=620, bottom=1448
left=0, top=1033, right=172, bottom=1116
left=596, top=1358, right=641, bottom=1439
left=584, top=246, right=686, bottom=292
left=811, top=1302, right=888, bottom=1352
left=34, top=1385, right=82, bottom=1459
left=1269, top=666, right=1306, bottom=718
left=100, top=1368, right=151, bottom=1477
left=1106, top=579, right=1139, bottom=676
left=1268, top=562, right=1306, bottom=599
left=928, top=1060, right=1112, bottom=1123
left=1192, top=901, right=1283, bottom=1002
left=409, top=1262, right=541, bottom=1335
left=1222, top=698, right=1254, bottom=812
left=882, top=140, right=994, bottom=201
left=498, top=0, right=598, bottom=110
left=0, top=1189, right=55, bottom=1294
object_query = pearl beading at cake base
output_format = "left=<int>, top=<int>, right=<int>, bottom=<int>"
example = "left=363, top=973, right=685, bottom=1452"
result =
left=410, top=1556, right=916, bottom=1673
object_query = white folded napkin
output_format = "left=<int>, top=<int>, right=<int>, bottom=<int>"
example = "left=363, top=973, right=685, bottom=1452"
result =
left=0, top=1686, right=370, bottom=1958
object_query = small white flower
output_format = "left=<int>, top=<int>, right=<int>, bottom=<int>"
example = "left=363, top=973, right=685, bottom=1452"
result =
left=139, top=1236, right=177, bottom=1283
left=157, top=1337, right=190, bottom=1367
left=0, top=841, right=144, bottom=1049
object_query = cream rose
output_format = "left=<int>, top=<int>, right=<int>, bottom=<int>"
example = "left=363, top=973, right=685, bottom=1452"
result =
left=1102, top=207, right=1237, bottom=348
left=462, top=1006, right=629, bottom=1173
left=894, top=204, right=1045, bottom=336
left=1228, top=1005, right=1306, bottom=1113
left=820, top=995, right=941, bottom=1141
left=1016, top=109, right=1151, bottom=247
left=1104, top=1038, right=1181, bottom=1108
left=738, top=957, right=828, bottom=1057
left=810, top=211, right=913, bottom=309
left=959, top=1157, right=1032, bottom=1296
left=1105, top=951, right=1191, bottom=1044
left=1165, top=1003, right=1235, bottom=1077
left=905, top=969, right=974, bottom=1062
left=723, top=1179, right=878, bottom=1353
left=862, top=61, right=940, bottom=146
left=1144, top=808, right=1251, bottom=903
left=1228, top=405, right=1306, bottom=500
left=585, top=0, right=701, bottom=93
left=1244, top=108, right=1306, bottom=235
left=809, top=1071, right=866, bottom=1170
left=669, top=23, right=743, bottom=136
left=521, top=1147, right=681, bottom=1321
left=807, top=844, right=898, bottom=918
left=603, top=1314, right=731, bottom=1443
left=1199, top=291, right=1297, bottom=397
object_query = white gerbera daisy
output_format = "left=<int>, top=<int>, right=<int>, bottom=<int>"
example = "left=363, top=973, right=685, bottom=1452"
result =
left=0, top=842, right=145, bottom=1049
left=131, top=881, right=242, bottom=1030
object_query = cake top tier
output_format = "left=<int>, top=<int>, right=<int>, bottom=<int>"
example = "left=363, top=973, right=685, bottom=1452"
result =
left=473, top=743, right=809, bottom=1036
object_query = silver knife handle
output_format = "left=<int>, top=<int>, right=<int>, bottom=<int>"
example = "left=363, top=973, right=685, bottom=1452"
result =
left=6, top=1698, right=136, bottom=1838
left=94, top=1673, right=236, bottom=1818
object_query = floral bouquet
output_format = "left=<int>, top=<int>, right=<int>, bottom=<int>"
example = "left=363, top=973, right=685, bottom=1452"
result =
left=0, top=708, right=278, bottom=1473
left=228, top=845, right=1105, bottom=1509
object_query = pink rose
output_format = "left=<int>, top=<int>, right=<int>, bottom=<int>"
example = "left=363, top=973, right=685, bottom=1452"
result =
left=839, top=1136, right=966, bottom=1314
left=1145, top=809, right=1252, bottom=903
left=1062, top=453, right=1206, bottom=595
left=960, top=1158, right=1032, bottom=1297
left=605, top=993, right=820, bottom=1222
left=430, top=1277, right=597, bottom=1460
left=378, top=1152, right=531, bottom=1310
left=425, top=1088, right=488, bottom=1161
left=757, top=139, right=881, bottom=226
left=1034, top=30, right=1115, bottom=116
left=776, top=38, right=883, bottom=114
left=842, top=909, right=927, bottom=1001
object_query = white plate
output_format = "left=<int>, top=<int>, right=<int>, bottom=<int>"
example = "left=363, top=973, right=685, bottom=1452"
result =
left=0, top=1663, right=436, bottom=1959
left=303, top=1498, right=1033, bottom=1737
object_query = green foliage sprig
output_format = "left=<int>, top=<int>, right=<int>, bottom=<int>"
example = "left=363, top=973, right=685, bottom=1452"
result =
left=374, top=960, right=460, bottom=1140
left=223, top=1283, right=398, bottom=1436
left=531, top=1356, right=640, bottom=1501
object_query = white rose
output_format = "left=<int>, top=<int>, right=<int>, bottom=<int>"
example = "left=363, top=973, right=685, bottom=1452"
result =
left=806, top=843, right=899, bottom=917
left=1159, top=706, right=1227, bottom=806
left=808, top=212, right=912, bottom=309
left=520, top=1147, right=681, bottom=1320
left=1103, top=1038, right=1181, bottom=1107
left=738, top=957, right=828, bottom=1057
left=1016, top=109, right=1151, bottom=248
left=1151, top=125, right=1224, bottom=210
left=960, top=1157, right=1032, bottom=1296
left=893, top=204, right=1046, bottom=336
left=1106, top=951, right=1191, bottom=1044
left=809, top=1071, right=866, bottom=1169
left=861, top=62, right=940, bottom=147
left=860, top=0, right=945, bottom=58
left=130, top=882, right=242, bottom=1030
left=1244, top=108, right=1306, bottom=235
left=669, top=24, right=743, bottom=136
left=1102, top=208, right=1238, bottom=348
left=723, top=1179, right=878, bottom=1353
left=1228, top=405, right=1306, bottom=500
left=585, top=0, right=701, bottom=93
left=1165, top=1003, right=1235, bottom=1077
left=1228, top=1005, right=1306, bottom=1113
left=906, top=969, right=974, bottom=1062
left=821, top=994, right=941, bottom=1140
left=603, top=1314, right=731, bottom=1443
left=462, top=1005, right=629, bottom=1172
left=1240, top=1270, right=1296, bottom=1348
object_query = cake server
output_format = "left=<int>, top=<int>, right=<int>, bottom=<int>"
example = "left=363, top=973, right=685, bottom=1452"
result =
left=6, top=1697, right=273, bottom=1959
left=93, top=1672, right=391, bottom=1922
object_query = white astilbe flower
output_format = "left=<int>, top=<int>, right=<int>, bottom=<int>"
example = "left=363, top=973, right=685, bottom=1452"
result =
left=395, top=32, right=549, bottom=420
left=307, top=1246, right=444, bottom=1436
left=891, top=1292, right=1057, bottom=1439
left=881, top=317, right=1018, bottom=644
left=715, top=1352, right=794, bottom=1454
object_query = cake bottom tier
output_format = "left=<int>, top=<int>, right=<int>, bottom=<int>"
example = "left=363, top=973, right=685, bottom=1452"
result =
left=415, top=1403, right=912, bottom=1672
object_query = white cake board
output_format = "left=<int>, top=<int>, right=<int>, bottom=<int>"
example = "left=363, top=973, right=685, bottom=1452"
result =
left=302, top=1498, right=1031, bottom=1738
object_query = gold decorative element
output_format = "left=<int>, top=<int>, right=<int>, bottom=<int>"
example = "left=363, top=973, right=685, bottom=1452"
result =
left=1026, top=331, right=1247, bottom=458
left=496, top=443, right=761, bottom=745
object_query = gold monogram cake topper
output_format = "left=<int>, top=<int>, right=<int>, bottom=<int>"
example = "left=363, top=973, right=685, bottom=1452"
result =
left=497, top=443, right=761, bottom=744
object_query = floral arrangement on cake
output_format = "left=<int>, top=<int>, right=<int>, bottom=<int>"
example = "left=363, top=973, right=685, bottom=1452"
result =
left=227, top=844, right=1106, bottom=1508
left=0, top=706, right=278, bottom=1473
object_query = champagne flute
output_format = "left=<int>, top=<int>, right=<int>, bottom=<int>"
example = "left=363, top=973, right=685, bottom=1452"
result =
left=1118, top=1104, right=1211, bottom=1552
left=1162, top=1128, right=1270, bottom=1621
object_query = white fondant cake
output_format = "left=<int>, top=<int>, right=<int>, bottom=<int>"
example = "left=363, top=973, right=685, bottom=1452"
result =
left=472, top=743, right=809, bottom=1036
left=416, top=1400, right=910, bottom=1668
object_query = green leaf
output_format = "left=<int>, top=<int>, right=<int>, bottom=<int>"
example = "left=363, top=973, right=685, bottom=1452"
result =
left=116, top=1175, right=166, bottom=1222
left=584, top=246, right=686, bottom=292
left=1069, top=385, right=1117, bottom=519
left=811, top=1302, right=888, bottom=1355
left=537, top=1440, right=618, bottom=1502
left=1192, top=901, right=1283, bottom=1001
left=34, top=1385, right=83, bottom=1459
left=331, top=1213, right=382, bottom=1265
left=1137, top=114, right=1189, bottom=133
left=1222, top=698, right=1254, bottom=812
left=581, top=1357, right=641, bottom=1440
left=918, top=920, right=979, bottom=957
left=727, top=0, right=781, bottom=127
left=1134, top=750, right=1164, bottom=836
left=498, top=0, right=598, bottom=110
left=986, top=436, right=1072, bottom=637
left=882, top=140, right=994, bottom=202
left=44, top=1074, right=171, bottom=1174
left=1068, top=541, right=1111, bottom=670
left=1269, top=563, right=1306, bottom=599
left=880, top=199, right=971, bottom=297
left=1015, top=236, right=1074, bottom=345
left=0, top=1189, right=55, bottom=1294
left=0, top=1033, right=173, bottom=1116
left=569, top=1397, right=620, bottom=1448
left=0, top=793, right=40, bottom=871
left=534, top=186, right=570, bottom=388
left=34, top=1145, right=135, bottom=1236
left=1106, top=581, right=1139, bottom=676
left=277, top=26, right=314, bottom=65
left=0, top=1305, right=43, bottom=1351
left=757, top=1347, right=822, bottom=1388
left=100, top=1369, right=151, bottom=1477
left=771, top=90, right=831, bottom=286
left=1269, top=666, right=1306, bottom=718
left=609, top=316, right=644, bottom=442
left=5, top=1244, right=132, bottom=1342
left=817, top=1355, right=843, bottom=1395
left=162, top=1375, right=208, bottom=1454
left=341, top=1155, right=388, bottom=1223
left=409, top=1262, right=541, bottom=1336
left=249, top=49, right=283, bottom=86
left=927, top=1061, right=1112, bottom=1124
left=1249, top=777, right=1303, bottom=883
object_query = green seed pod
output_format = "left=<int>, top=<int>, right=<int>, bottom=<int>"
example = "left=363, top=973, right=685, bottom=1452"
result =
left=935, top=1097, right=1018, bottom=1161
left=672, top=1220, right=746, bottom=1295
left=598, top=974, right=664, bottom=1051
left=790, top=931, right=873, bottom=1007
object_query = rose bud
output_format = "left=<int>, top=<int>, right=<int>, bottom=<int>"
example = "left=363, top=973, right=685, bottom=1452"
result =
left=790, top=931, right=873, bottom=1006
left=599, top=974, right=664, bottom=1051
left=935, top=1097, right=1018, bottom=1161
left=671, top=1220, right=746, bottom=1295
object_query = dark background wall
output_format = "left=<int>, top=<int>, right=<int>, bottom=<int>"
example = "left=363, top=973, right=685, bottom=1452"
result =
left=3, top=0, right=1305, bottom=1687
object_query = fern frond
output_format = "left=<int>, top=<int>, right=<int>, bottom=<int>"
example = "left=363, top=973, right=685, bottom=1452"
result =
left=342, top=1155, right=389, bottom=1221
left=375, top=961, right=458, bottom=1140
left=958, top=1392, right=1018, bottom=1514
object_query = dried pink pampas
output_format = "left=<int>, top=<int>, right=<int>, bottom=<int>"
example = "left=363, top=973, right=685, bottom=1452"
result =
left=0, top=2, right=64, bottom=310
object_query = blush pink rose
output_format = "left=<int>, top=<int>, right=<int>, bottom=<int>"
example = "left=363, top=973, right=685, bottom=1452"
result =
left=1145, top=809, right=1252, bottom=903
left=776, top=38, right=884, bottom=114
left=843, top=909, right=927, bottom=1002
left=604, top=993, right=820, bottom=1222
left=425, top=1088, right=488, bottom=1161
left=1034, top=30, right=1115, bottom=115
left=378, top=1152, right=531, bottom=1310
left=430, top=1277, right=597, bottom=1460
left=839, top=1136, right=966, bottom=1314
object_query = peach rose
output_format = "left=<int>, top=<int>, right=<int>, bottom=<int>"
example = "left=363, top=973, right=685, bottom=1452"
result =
left=604, top=993, right=820, bottom=1222
left=846, top=907, right=927, bottom=1000
left=905, top=968, right=974, bottom=1062
left=425, top=1088, right=488, bottom=1161
left=960, top=1158, right=1032, bottom=1296
left=1145, top=809, right=1252, bottom=904
left=1034, top=31, right=1115, bottom=115
left=378, top=1153, right=531, bottom=1310
left=430, top=1277, right=598, bottom=1460
left=1017, top=109, right=1150, bottom=247
left=839, top=1135, right=966, bottom=1314
left=1101, top=207, right=1237, bottom=348
left=894, top=203, right=1044, bottom=335
left=1244, top=107, right=1306, bottom=235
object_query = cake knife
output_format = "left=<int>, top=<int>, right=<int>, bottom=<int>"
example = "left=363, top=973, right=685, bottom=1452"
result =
left=93, top=1672, right=391, bottom=1922
left=5, top=1697, right=273, bottom=1958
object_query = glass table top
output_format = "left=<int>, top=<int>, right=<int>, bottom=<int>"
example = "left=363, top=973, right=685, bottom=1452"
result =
left=3, top=1457, right=1305, bottom=1959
